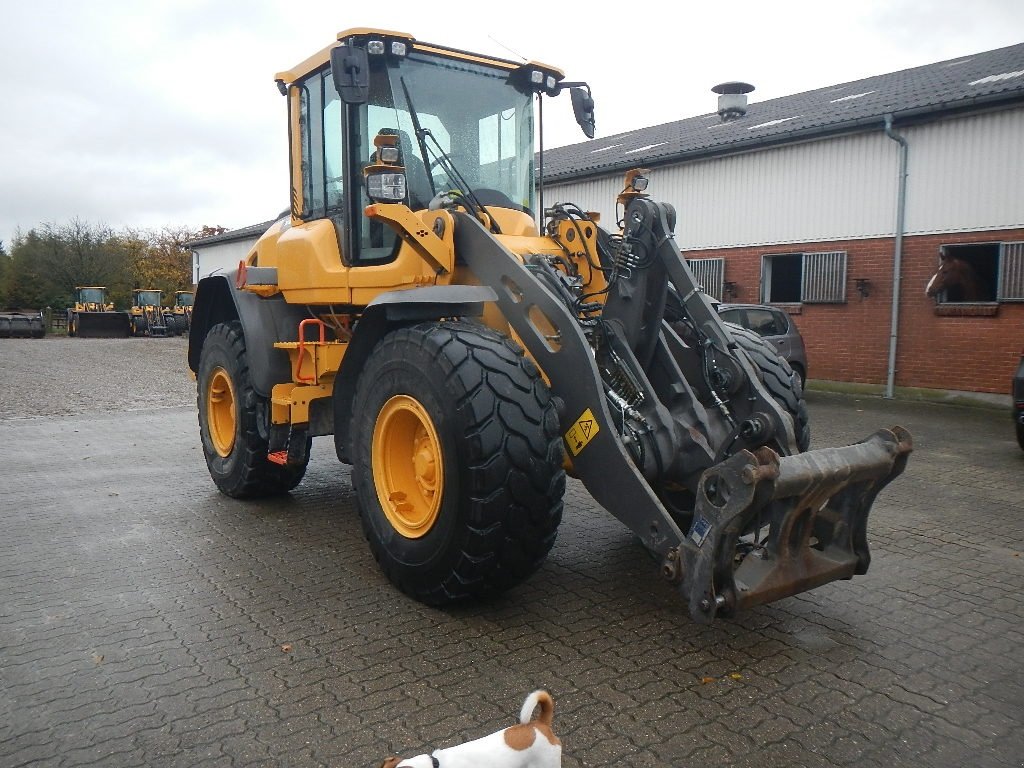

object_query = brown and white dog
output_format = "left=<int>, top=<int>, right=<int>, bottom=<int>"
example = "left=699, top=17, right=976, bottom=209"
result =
left=381, top=690, right=561, bottom=768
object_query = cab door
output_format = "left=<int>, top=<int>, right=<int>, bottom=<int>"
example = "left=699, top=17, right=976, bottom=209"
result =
left=292, top=67, right=346, bottom=255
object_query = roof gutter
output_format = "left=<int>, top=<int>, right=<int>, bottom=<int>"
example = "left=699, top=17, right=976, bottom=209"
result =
left=883, top=113, right=909, bottom=400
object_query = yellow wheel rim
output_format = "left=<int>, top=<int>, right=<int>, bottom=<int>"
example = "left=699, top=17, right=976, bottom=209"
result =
left=207, top=367, right=237, bottom=457
left=372, top=395, right=444, bottom=539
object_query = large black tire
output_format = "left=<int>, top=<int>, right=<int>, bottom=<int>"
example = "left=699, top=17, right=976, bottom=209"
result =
left=350, top=320, right=565, bottom=605
left=728, top=323, right=811, bottom=452
left=197, top=321, right=309, bottom=498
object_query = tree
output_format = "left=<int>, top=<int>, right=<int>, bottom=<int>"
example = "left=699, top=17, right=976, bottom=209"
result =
left=125, top=226, right=197, bottom=305
left=6, top=230, right=55, bottom=308
left=2, top=220, right=203, bottom=310
left=34, top=220, right=132, bottom=307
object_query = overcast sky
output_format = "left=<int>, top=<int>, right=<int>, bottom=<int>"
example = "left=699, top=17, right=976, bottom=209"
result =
left=1, top=0, right=1022, bottom=248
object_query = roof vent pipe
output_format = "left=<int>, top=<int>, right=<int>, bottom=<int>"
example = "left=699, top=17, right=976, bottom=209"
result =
left=712, top=82, right=755, bottom=121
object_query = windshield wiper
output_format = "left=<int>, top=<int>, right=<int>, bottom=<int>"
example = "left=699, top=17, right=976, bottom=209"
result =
left=398, top=76, right=502, bottom=235
left=398, top=77, right=437, bottom=199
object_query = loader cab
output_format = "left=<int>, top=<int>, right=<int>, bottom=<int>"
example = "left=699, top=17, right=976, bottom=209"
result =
left=282, top=30, right=549, bottom=266
left=132, top=290, right=162, bottom=308
left=76, top=287, right=110, bottom=311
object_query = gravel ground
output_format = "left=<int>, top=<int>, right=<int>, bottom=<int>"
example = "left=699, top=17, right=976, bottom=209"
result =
left=0, top=336, right=196, bottom=420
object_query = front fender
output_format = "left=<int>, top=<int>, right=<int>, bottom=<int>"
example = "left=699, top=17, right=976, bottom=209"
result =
left=188, top=273, right=311, bottom=398
left=331, top=284, right=497, bottom=463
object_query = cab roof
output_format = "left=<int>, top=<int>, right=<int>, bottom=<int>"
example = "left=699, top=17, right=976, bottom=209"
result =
left=274, top=27, right=563, bottom=85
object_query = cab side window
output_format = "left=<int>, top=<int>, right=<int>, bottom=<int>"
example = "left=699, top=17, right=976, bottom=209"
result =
left=298, top=70, right=343, bottom=220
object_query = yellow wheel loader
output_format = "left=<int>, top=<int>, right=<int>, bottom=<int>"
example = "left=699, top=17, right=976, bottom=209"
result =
left=129, top=289, right=171, bottom=337
left=167, top=290, right=194, bottom=336
left=188, top=29, right=912, bottom=622
left=67, top=287, right=130, bottom=338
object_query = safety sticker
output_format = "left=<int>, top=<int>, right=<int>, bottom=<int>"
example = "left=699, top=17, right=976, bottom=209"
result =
left=565, top=408, right=600, bottom=456
left=689, top=515, right=712, bottom=548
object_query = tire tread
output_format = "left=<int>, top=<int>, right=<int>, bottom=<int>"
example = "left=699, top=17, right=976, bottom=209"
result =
left=352, top=320, right=564, bottom=604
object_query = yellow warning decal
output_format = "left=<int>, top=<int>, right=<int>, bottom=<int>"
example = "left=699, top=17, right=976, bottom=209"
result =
left=565, top=408, right=600, bottom=456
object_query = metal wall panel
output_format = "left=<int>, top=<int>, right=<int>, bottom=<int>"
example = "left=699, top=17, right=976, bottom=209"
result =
left=540, top=176, right=622, bottom=228
left=546, top=133, right=899, bottom=249
left=903, top=109, right=1024, bottom=235
left=663, top=135, right=899, bottom=249
left=194, top=239, right=257, bottom=281
left=544, top=107, right=1024, bottom=249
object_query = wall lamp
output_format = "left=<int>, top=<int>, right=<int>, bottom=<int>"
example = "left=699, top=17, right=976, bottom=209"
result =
left=723, top=281, right=738, bottom=300
left=854, top=278, right=871, bottom=299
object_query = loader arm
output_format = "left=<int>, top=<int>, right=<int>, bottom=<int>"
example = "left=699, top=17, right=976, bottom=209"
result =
left=454, top=212, right=686, bottom=554
left=454, top=209, right=911, bottom=622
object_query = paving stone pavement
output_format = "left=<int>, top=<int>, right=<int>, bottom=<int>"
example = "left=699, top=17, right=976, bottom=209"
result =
left=1, top=346, right=1022, bottom=767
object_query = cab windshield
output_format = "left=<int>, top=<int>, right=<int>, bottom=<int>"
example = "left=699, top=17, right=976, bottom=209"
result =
left=79, top=289, right=105, bottom=304
left=352, top=51, right=535, bottom=260
left=135, top=291, right=162, bottom=306
left=382, top=52, right=534, bottom=212
left=176, top=293, right=194, bottom=307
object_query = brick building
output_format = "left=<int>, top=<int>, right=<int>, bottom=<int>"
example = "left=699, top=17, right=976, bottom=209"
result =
left=541, top=44, right=1024, bottom=396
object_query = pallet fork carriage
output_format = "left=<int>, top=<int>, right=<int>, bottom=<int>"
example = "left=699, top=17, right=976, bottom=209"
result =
left=188, top=28, right=911, bottom=621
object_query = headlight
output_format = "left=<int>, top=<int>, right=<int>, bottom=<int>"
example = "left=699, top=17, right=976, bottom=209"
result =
left=366, top=172, right=407, bottom=202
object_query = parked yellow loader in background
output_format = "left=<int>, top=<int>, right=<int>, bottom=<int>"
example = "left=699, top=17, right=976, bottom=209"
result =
left=67, top=287, right=130, bottom=338
left=129, top=289, right=170, bottom=337
left=188, top=29, right=912, bottom=622
left=167, top=290, right=194, bottom=336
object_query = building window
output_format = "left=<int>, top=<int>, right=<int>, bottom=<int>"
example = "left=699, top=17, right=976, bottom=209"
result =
left=761, top=251, right=847, bottom=304
left=686, top=257, right=725, bottom=300
left=930, top=242, right=1024, bottom=303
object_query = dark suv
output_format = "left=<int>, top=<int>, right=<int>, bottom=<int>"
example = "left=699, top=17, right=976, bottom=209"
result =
left=717, top=303, right=808, bottom=388
left=1013, top=351, right=1024, bottom=450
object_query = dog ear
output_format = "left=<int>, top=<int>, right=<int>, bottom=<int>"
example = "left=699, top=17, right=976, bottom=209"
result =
left=380, top=757, right=402, bottom=768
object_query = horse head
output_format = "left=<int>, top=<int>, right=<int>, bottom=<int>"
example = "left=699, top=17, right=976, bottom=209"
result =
left=926, top=254, right=989, bottom=302
left=926, top=256, right=955, bottom=297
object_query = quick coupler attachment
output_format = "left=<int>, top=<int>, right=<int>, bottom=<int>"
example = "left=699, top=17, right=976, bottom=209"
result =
left=663, top=427, right=913, bottom=623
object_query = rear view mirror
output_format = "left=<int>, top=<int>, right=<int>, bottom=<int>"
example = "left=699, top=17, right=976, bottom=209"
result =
left=331, top=45, right=369, bottom=104
left=570, top=87, right=596, bottom=139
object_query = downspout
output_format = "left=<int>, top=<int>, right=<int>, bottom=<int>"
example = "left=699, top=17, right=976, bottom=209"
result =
left=883, top=114, right=908, bottom=399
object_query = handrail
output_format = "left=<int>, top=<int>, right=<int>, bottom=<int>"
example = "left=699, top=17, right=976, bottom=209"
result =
left=295, top=318, right=326, bottom=383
